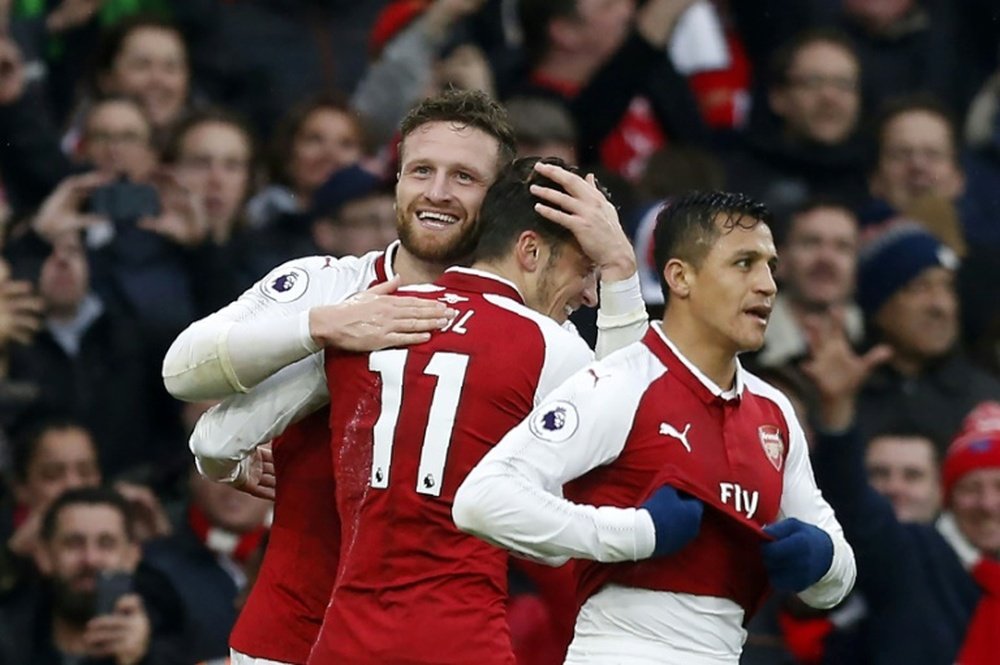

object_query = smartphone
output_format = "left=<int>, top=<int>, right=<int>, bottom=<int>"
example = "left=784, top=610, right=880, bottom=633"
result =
left=95, top=570, right=133, bottom=615
left=87, top=179, right=160, bottom=225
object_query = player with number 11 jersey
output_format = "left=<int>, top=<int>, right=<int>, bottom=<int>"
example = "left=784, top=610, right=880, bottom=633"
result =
left=308, top=266, right=593, bottom=664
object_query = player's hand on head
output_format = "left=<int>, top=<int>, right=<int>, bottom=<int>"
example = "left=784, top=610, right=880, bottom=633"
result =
left=529, top=161, right=637, bottom=282
left=640, top=484, right=703, bottom=557
left=761, top=518, right=834, bottom=593
left=309, top=276, right=457, bottom=351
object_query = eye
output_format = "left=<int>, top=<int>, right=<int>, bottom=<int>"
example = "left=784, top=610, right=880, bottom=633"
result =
left=455, top=171, right=474, bottom=183
left=734, top=258, right=751, bottom=269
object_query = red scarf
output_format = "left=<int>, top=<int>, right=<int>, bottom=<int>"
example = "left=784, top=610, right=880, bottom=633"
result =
left=187, top=504, right=266, bottom=565
left=958, top=557, right=1000, bottom=665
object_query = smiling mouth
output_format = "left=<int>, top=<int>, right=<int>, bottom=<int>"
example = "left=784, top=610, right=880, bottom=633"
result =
left=417, top=211, right=460, bottom=228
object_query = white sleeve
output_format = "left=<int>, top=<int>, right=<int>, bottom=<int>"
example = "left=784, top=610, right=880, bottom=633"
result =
left=778, top=412, right=857, bottom=609
left=190, top=353, right=329, bottom=481
left=453, top=356, right=658, bottom=566
left=595, top=272, right=649, bottom=359
left=163, top=254, right=375, bottom=401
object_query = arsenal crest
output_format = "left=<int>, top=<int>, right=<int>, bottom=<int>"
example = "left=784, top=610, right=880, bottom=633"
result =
left=758, top=425, right=784, bottom=472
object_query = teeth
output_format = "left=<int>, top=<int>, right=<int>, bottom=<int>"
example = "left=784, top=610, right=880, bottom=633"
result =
left=418, top=211, right=459, bottom=224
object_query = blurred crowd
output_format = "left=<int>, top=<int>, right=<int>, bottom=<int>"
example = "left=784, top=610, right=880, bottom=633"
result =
left=0, top=1, right=998, bottom=664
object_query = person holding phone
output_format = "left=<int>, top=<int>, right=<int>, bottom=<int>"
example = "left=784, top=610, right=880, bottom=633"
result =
left=0, top=487, right=186, bottom=665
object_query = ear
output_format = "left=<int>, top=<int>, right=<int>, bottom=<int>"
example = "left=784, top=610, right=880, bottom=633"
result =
left=768, top=87, right=789, bottom=119
left=122, top=541, right=141, bottom=572
left=515, top=231, right=544, bottom=272
left=663, top=258, right=693, bottom=300
left=548, top=16, right=580, bottom=51
left=34, top=539, right=53, bottom=575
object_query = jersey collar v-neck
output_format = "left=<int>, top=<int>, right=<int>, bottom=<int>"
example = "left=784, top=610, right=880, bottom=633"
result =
left=646, top=321, right=745, bottom=403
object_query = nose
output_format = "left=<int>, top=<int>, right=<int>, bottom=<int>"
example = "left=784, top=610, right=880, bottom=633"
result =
left=757, top=263, right=777, bottom=296
left=425, top=171, right=453, bottom=203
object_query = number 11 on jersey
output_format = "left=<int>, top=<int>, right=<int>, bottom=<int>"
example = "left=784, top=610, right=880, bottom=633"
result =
left=368, top=349, right=471, bottom=497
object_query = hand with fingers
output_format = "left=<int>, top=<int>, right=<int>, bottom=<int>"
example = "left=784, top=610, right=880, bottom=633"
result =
left=529, top=160, right=637, bottom=283
left=113, top=482, right=173, bottom=541
left=137, top=170, right=209, bottom=248
left=84, top=594, right=151, bottom=665
left=231, top=443, right=277, bottom=501
left=0, top=275, right=44, bottom=350
left=799, top=310, right=892, bottom=431
left=32, top=171, right=114, bottom=241
left=309, top=276, right=457, bottom=351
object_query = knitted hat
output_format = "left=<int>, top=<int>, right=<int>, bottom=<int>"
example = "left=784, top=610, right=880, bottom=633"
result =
left=942, top=431, right=1000, bottom=502
left=856, top=222, right=959, bottom=318
left=310, top=165, right=383, bottom=221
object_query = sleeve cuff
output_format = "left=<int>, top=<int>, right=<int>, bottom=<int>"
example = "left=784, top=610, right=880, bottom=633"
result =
left=598, top=273, right=647, bottom=326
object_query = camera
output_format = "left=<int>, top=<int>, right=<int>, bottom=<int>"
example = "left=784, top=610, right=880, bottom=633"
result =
left=87, top=178, right=160, bottom=225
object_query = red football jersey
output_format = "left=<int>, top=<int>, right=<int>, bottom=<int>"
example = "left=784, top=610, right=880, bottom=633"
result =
left=307, top=268, right=592, bottom=665
left=231, top=251, right=393, bottom=663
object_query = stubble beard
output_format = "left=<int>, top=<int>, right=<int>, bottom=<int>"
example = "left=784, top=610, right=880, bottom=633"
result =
left=396, top=207, right=479, bottom=264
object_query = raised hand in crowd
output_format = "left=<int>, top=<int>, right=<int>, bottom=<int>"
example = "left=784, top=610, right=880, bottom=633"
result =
left=135, top=170, right=209, bottom=248
left=636, top=0, right=701, bottom=47
left=799, top=310, right=893, bottom=430
left=423, top=0, right=488, bottom=38
left=45, top=0, right=104, bottom=34
left=82, top=594, right=152, bottom=665
left=31, top=171, right=113, bottom=240
left=0, top=34, right=25, bottom=105
left=0, top=259, right=44, bottom=351
left=113, top=481, right=174, bottom=541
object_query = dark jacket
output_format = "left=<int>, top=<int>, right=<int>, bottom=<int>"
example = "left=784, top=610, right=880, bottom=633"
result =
left=812, top=426, right=979, bottom=664
left=857, top=352, right=1000, bottom=456
left=0, top=563, right=189, bottom=665
left=143, top=524, right=242, bottom=663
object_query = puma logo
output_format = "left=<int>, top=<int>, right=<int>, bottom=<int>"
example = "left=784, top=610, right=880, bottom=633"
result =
left=659, top=422, right=692, bottom=453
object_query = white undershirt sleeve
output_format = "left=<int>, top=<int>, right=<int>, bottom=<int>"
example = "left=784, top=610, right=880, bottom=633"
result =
left=190, top=353, right=329, bottom=481
left=595, top=272, right=649, bottom=359
left=454, top=353, right=659, bottom=566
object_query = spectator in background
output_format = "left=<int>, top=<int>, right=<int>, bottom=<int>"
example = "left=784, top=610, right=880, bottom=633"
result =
left=514, top=0, right=707, bottom=179
left=143, top=468, right=270, bottom=663
left=505, top=95, right=578, bottom=163
left=866, top=96, right=970, bottom=252
left=309, top=164, right=397, bottom=259
left=865, top=426, right=943, bottom=524
left=352, top=0, right=492, bottom=148
left=726, top=29, right=868, bottom=219
left=77, top=96, right=158, bottom=184
left=754, top=199, right=861, bottom=371
left=0, top=487, right=186, bottom=665
left=2, top=418, right=101, bottom=594
left=89, top=16, right=191, bottom=139
left=855, top=222, right=1000, bottom=453
left=803, top=312, right=998, bottom=664
left=245, top=95, right=364, bottom=231
left=5, top=232, right=162, bottom=479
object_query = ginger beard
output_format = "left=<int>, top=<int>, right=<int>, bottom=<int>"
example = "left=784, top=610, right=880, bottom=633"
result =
left=395, top=197, right=481, bottom=264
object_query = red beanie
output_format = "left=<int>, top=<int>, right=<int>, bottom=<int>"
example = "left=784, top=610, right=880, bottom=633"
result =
left=369, top=0, right=431, bottom=58
left=957, top=401, right=1000, bottom=439
left=942, top=432, right=1000, bottom=502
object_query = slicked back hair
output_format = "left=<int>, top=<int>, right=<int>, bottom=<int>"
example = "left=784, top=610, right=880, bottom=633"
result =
left=473, top=156, right=608, bottom=263
left=399, top=88, right=516, bottom=172
left=654, top=191, right=773, bottom=304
